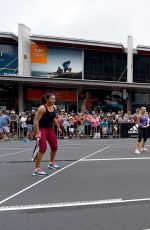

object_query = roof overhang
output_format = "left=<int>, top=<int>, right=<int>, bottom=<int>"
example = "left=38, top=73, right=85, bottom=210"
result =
left=0, top=75, right=150, bottom=90
left=0, top=32, right=18, bottom=44
left=30, top=35, right=125, bottom=52
left=137, top=45, right=150, bottom=55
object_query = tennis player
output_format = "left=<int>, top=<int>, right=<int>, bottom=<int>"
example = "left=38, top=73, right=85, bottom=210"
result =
left=33, top=93, right=62, bottom=176
left=134, top=107, right=149, bottom=154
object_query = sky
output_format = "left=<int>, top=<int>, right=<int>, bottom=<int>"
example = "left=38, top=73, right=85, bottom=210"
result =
left=1, top=0, right=150, bottom=48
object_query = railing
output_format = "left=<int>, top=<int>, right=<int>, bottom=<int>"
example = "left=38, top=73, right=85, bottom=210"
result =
left=57, top=122, right=122, bottom=139
left=7, top=120, right=34, bottom=141
left=1, top=121, right=145, bottom=141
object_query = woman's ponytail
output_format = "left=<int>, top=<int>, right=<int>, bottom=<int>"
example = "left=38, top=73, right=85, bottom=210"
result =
left=40, top=93, right=55, bottom=105
left=41, top=95, right=46, bottom=105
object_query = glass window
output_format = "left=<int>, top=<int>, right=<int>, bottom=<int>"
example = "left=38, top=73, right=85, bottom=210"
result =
left=84, top=50, right=127, bottom=81
left=132, top=91, right=150, bottom=112
left=133, top=54, right=150, bottom=83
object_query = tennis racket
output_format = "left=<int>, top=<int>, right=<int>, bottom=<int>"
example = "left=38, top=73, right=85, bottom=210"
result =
left=32, top=138, right=39, bottom=162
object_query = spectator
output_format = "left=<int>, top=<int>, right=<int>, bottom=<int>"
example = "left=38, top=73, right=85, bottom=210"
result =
left=10, top=110, right=18, bottom=138
left=91, top=114, right=100, bottom=138
left=101, top=117, right=108, bottom=138
left=20, top=112, right=27, bottom=138
left=26, top=111, right=35, bottom=139
left=0, top=110, right=10, bottom=140
left=62, top=113, right=69, bottom=139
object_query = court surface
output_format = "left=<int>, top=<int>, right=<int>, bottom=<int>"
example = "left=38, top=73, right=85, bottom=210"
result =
left=1, top=138, right=150, bottom=230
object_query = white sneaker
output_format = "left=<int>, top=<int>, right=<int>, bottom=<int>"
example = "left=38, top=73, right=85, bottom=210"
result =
left=32, top=168, right=48, bottom=176
left=143, top=147, right=148, bottom=151
left=141, top=147, right=148, bottom=152
left=134, top=149, right=140, bottom=154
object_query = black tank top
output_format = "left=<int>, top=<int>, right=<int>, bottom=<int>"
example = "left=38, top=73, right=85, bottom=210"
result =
left=39, top=105, right=56, bottom=128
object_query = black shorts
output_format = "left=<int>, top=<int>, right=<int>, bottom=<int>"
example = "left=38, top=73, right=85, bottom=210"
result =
left=138, top=128, right=148, bottom=142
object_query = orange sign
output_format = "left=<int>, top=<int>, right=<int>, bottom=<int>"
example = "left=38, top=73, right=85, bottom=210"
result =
left=27, top=89, right=42, bottom=100
left=27, top=89, right=77, bottom=101
left=44, top=90, right=77, bottom=101
left=31, top=44, right=47, bottom=64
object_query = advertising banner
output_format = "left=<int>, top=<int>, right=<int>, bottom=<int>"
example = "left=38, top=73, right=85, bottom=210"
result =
left=31, top=44, right=47, bottom=64
left=120, top=123, right=150, bottom=138
left=27, top=88, right=77, bottom=101
left=0, top=44, right=18, bottom=76
left=78, top=89, right=124, bottom=113
left=120, top=123, right=138, bottom=138
left=27, top=88, right=124, bottom=112
left=31, top=44, right=82, bottom=79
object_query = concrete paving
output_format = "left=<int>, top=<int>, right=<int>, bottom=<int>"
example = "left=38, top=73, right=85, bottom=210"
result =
left=0, top=138, right=150, bottom=230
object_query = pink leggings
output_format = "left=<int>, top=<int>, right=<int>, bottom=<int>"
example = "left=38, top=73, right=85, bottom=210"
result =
left=39, top=128, right=58, bottom=153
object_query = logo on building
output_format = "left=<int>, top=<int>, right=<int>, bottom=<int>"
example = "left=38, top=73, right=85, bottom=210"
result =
left=128, top=124, right=139, bottom=134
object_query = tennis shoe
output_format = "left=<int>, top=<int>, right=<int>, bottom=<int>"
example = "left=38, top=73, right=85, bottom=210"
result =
left=134, top=149, right=140, bottom=154
left=141, top=147, right=148, bottom=152
left=48, top=162, right=60, bottom=169
left=32, top=168, right=48, bottom=176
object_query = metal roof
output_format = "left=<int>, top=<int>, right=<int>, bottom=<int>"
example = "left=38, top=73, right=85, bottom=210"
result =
left=136, top=45, right=150, bottom=55
left=30, top=35, right=125, bottom=51
left=137, top=45, right=150, bottom=51
left=0, top=32, right=18, bottom=43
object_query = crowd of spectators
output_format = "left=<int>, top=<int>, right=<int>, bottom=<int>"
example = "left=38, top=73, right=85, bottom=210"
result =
left=0, top=109, right=35, bottom=141
left=57, top=109, right=141, bottom=139
left=0, top=108, right=145, bottom=141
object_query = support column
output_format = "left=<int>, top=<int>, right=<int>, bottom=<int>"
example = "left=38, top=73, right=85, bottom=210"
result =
left=82, top=49, right=84, bottom=80
left=18, top=83, right=23, bottom=112
left=127, top=90, right=132, bottom=112
left=77, top=88, right=79, bottom=113
left=127, top=36, right=133, bottom=83
left=18, top=24, right=31, bottom=77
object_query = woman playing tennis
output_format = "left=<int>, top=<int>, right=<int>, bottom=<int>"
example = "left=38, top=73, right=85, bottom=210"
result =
left=33, top=93, right=62, bottom=176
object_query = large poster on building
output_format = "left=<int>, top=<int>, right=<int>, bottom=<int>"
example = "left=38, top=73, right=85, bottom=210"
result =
left=78, top=89, right=124, bottom=112
left=0, top=44, right=18, bottom=76
left=31, top=44, right=82, bottom=79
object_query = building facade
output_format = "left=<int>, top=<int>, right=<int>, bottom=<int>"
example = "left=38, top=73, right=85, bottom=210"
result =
left=1, top=24, right=150, bottom=113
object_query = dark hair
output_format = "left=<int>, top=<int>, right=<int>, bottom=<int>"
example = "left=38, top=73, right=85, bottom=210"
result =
left=41, top=93, right=55, bottom=105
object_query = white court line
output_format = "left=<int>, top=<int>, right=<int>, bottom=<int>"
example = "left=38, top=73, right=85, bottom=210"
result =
left=59, top=146, right=89, bottom=148
left=108, top=146, right=137, bottom=148
left=0, top=149, right=32, bottom=158
left=110, top=146, right=132, bottom=147
left=59, top=145, right=137, bottom=148
left=110, top=144, right=150, bottom=147
left=81, top=157, right=150, bottom=161
left=0, top=146, right=110, bottom=205
left=1, top=197, right=150, bottom=211
left=0, top=148, right=28, bottom=149
left=0, top=199, right=122, bottom=211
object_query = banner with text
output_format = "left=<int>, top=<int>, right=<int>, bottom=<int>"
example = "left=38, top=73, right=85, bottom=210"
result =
left=31, top=44, right=82, bottom=79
